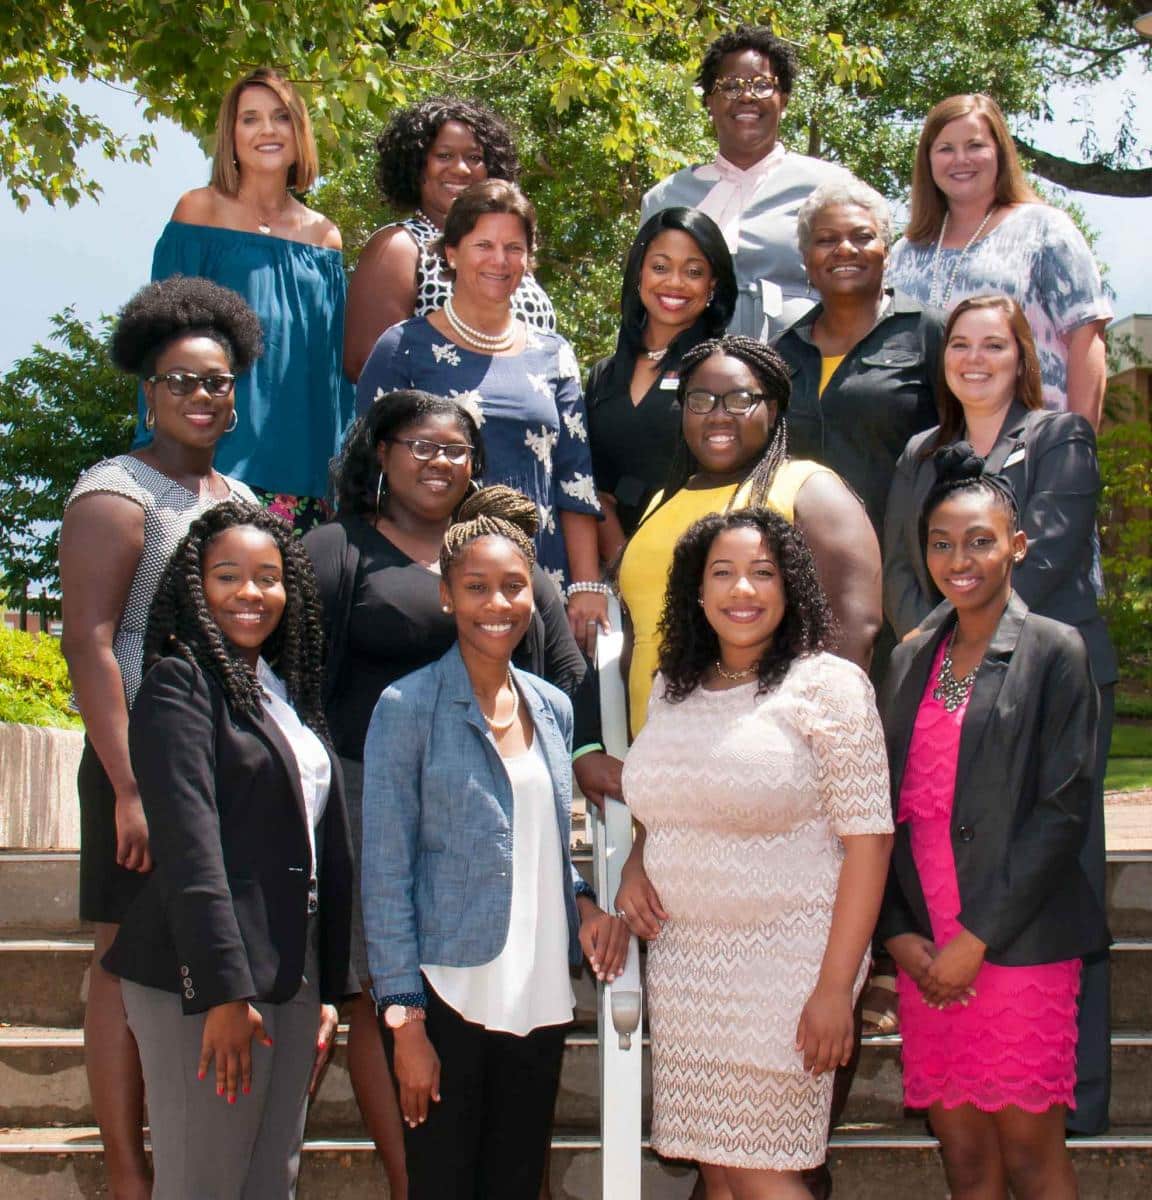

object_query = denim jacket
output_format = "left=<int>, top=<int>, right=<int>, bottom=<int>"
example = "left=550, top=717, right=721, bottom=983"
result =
left=361, top=642, right=586, bottom=1004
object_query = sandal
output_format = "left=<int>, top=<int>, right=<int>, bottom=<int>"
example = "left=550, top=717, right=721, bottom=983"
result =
left=861, top=971, right=899, bottom=1035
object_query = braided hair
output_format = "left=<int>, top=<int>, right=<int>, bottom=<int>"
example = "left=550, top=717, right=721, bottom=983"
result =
left=440, top=485, right=538, bottom=577
left=919, top=443, right=1020, bottom=551
left=658, top=508, right=833, bottom=701
left=144, top=502, right=328, bottom=735
left=650, top=335, right=792, bottom=522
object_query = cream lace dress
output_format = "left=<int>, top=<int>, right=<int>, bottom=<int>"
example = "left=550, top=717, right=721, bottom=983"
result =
left=622, top=653, right=892, bottom=1169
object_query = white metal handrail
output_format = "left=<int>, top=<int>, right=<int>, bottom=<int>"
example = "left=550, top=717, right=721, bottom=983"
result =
left=587, top=594, right=642, bottom=1196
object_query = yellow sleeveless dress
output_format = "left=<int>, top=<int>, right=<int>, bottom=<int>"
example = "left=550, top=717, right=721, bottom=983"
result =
left=618, top=459, right=831, bottom=735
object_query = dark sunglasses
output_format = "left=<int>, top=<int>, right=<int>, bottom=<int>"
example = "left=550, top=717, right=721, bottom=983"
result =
left=389, top=437, right=474, bottom=465
left=684, top=389, right=766, bottom=416
left=147, top=371, right=236, bottom=398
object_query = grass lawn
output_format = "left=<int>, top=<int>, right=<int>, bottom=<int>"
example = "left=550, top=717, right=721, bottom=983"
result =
left=1106, top=721, right=1152, bottom=793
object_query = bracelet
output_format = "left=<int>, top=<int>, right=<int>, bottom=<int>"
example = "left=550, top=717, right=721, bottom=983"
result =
left=567, top=580, right=611, bottom=599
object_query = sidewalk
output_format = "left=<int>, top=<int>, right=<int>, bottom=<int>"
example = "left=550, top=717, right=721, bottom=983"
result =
left=1106, top=788, right=1152, bottom=852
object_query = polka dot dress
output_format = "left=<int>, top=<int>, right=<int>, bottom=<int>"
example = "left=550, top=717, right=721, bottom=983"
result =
left=403, top=214, right=557, bottom=333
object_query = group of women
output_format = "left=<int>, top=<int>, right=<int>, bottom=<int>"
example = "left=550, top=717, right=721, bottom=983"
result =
left=57, top=26, right=1114, bottom=1200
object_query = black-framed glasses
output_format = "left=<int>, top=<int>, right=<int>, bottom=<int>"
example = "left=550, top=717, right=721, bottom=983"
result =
left=390, top=437, right=474, bottom=465
left=684, top=389, right=766, bottom=416
left=711, top=75, right=778, bottom=100
left=146, top=371, right=236, bottom=398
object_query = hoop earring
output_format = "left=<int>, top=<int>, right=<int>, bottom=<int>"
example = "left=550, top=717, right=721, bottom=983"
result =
left=144, top=408, right=156, bottom=431
left=224, top=410, right=238, bottom=434
left=375, top=471, right=388, bottom=519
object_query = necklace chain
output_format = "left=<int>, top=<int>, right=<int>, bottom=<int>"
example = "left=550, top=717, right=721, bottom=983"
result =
left=483, top=670, right=520, bottom=733
left=932, top=630, right=978, bottom=712
left=714, top=659, right=756, bottom=682
left=444, top=295, right=517, bottom=353
left=928, top=206, right=997, bottom=308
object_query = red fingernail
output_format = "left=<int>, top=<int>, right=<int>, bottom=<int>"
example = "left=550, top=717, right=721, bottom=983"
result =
left=217, top=1086, right=224, bottom=1096
left=243, top=1084, right=250, bottom=1094
left=228, top=1095, right=236, bottom=1105
left=317, top=1040, right=326, bottom=1051
left=197, top=1070, right=205, bottom=1081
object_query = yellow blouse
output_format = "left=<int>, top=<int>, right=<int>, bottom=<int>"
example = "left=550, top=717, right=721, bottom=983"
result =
left=819, top=354, right=845, bottom=397
left=617, top=459, right=830, bottom=735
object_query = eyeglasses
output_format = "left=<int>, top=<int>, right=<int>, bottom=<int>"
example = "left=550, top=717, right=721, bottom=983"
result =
left=147, top=371, right=237, bottom=398
left=711, top=75, right=779, bottom=100
left=390, top=437, right=474, bottom=465
left=684, top=389, right=766, bottom=416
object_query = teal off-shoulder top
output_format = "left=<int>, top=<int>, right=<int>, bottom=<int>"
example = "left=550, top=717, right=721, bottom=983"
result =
left=134, top=221, right=354, bottom=499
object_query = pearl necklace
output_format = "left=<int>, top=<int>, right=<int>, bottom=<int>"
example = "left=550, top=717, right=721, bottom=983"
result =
left=932, top=631, right=978, bottom=712
left=413, top=208, right=439, bottom=230
left=483, top=670, right=520, bottom=733
left=714, top=660, right=756, bottom=682
left=928, top=207, right=997, bottom=308
left=444, top=295, right=517, bottom=353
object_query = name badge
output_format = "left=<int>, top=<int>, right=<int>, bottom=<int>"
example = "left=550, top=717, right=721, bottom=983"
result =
left=659, top=372, right=679, bottom=390
left=1003, top=447, right=1026, bottom=468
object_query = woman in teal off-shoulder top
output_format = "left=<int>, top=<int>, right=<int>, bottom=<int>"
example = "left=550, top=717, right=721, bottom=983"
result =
left=135, top=67, right=353, bottom=533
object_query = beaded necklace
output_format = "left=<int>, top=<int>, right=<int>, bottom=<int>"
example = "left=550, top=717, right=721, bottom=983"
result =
left=928, top=206, right=997, bottom=308
left=932, top=630, right=978, bottom=712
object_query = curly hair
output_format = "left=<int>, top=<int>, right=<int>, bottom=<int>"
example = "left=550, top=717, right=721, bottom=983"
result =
left=657, top=508, right=833, bottom=702
left=144, top=502, right=328, bottom=735
left=110, top=276, right=265, bottom=379
left=332, top=389, right=487, bottom=516
left=440, top=485, right=538, bottom=577
left=919, top=443, right=1020, bottom=551
left=647, top=335, right=792, bottom=522
left=374, top=97, right=521, bottom=210
left=696, top=24, right=797, bottom=99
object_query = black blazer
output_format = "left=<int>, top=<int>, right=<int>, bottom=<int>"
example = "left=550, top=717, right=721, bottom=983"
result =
left=883, top=401, right=1116, bottom=685
left=877, top=593, right=1109, bottom=965
left=104, top=656, right=357, bottom=1012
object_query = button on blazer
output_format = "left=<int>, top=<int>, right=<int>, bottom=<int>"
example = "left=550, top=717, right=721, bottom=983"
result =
left=104, top=655, right=357, bottom=1012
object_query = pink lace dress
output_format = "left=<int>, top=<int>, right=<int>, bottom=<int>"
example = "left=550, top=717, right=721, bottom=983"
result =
left=896, top=639, right=1081, bottom=1112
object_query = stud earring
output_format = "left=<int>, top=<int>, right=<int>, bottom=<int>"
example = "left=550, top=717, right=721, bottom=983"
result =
left=442, top=604, right=453, bottom=614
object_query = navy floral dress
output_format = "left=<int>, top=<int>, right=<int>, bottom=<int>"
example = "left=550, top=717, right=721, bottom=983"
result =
left=356, top=317, right=599, bottom=590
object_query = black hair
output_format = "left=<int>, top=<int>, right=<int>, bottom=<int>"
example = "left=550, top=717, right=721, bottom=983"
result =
left=332, top=389, right=486, bottom=517
left=374, top=97, right=521, bottom=210
left=618, top=207, right=737, bottom=351
left=657, top=508, right=833, bottom=701
left=144, top=502, right=327, bottom=735
left=696, top=24, right=797, bottom=99
left=646, top=335, right=792, bottom=522
left=440, top=485, right=538, bottom=577
left=110, top=275, right=264, bottom=379
left=919, top=443, right=1020, bottom=550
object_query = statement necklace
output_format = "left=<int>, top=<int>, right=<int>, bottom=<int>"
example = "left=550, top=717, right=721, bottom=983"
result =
left=714, top=660, right=756, bottom=682
left=413, top=208, right=440, bottom=230
left=928, top=206, right=997, bottom=308
left=932, top=630, right=978, bottom=712
left=644, top=346, right=669, bottom=364
left=483, top=670, right=521, bottom=734
left=444, top=295, right=517, bottom=353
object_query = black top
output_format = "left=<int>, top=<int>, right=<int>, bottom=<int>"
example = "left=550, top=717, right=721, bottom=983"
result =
left=586, top=337, right=701, bottom=537
left=772, top=290, right=944, bottom=535
left=304, top=514, right=588, bottom=760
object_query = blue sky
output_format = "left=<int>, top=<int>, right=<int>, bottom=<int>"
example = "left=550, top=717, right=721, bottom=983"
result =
left=1, top=67, right=1149, bottom=375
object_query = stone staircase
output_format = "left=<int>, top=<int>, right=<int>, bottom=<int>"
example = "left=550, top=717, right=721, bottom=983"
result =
left=2, top=848, right=1151, bottom=1197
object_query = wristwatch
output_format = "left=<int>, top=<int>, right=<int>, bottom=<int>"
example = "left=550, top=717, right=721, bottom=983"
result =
left=383, top=1003, right=427, bottom=1029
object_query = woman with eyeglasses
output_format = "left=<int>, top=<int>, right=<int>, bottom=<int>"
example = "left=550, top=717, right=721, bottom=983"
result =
left=59, top=277, right=261, bottom=1199
left=303, top=389, right=589, bottom=1196
left=617, top=335, right=881, bottom=738
left=640, top=24, right=853, bottom=340
left=136, top=67, right=353, bottom=533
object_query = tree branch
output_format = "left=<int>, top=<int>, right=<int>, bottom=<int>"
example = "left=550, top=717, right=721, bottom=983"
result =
left=1015, top=137, right=1152, bottom=197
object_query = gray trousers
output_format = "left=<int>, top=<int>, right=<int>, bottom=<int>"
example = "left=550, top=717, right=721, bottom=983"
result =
left=122, top=926, right=321, bottom=1199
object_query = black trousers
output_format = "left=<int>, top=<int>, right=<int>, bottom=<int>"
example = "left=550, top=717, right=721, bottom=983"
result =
left=384, top=981, right=568, bottom=1199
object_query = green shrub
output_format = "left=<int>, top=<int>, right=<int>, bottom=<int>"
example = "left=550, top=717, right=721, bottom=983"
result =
left=0, top=625, right=82, bottom=729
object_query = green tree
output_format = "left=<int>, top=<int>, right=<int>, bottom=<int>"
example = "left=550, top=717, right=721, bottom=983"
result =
left=0, top=309, right=135, bottom=608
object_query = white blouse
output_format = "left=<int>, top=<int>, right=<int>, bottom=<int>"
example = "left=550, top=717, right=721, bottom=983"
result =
left=423, top=733, right=574, bottom=1035
left=258, top=659, right=331, bottom=877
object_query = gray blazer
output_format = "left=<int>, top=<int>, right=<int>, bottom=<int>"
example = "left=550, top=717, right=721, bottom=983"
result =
left=877, top=593, right=1109, bottom=964
left=360, top=642, right=585, bottom=1003
left=883, top=401, right=1116, bottom=685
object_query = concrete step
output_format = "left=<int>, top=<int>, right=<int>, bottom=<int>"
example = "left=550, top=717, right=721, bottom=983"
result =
left=5, top=1024, right=1152, bottom=1133
left=2, top=1124, right=1150, bottom=1199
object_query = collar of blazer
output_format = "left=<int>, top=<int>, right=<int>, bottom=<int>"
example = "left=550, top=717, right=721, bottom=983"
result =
left=887, top=591, right=1029, bottom=806
left=439, top=641, right=569, bottom=788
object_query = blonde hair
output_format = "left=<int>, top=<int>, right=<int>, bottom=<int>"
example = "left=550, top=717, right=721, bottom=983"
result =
left=211, top=68, right=319, bottom=195
left=905, top=94, right=1039, bottom=244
